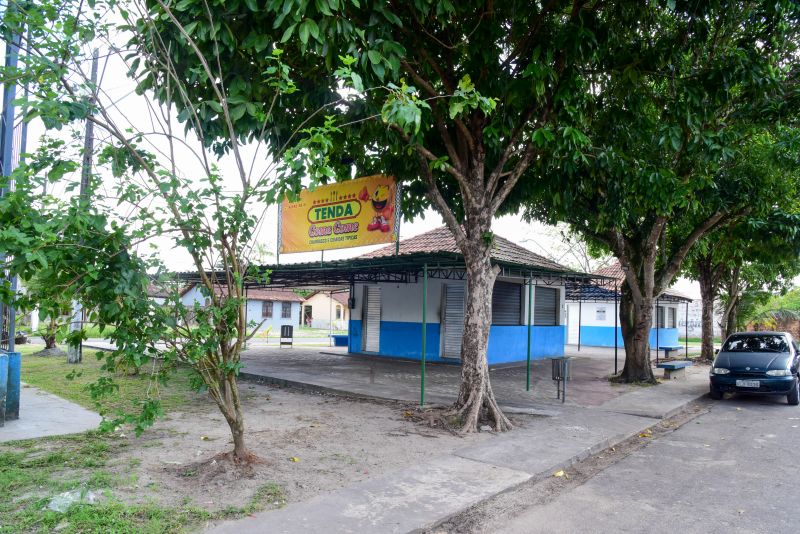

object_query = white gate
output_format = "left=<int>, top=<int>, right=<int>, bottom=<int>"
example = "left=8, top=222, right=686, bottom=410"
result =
left=362, top=286, right=381, bottom=352
left=441, top=284, right=465, bottom=359
left=567, top=304, right=580, bottom=344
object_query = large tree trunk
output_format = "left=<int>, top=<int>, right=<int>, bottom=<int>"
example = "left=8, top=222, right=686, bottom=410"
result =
left=451, top=239, right=512, bottom=432
left=618, top=286, right=656, bottom=383
left=719, top=266, right=741, bottom=341
left=698, top=266, right=717, bottom=361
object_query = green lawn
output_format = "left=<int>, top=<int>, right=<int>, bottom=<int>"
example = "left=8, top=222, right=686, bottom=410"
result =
left=2, top=345, right=284, bottom=532
left=17, top=344, right=196, bottom=416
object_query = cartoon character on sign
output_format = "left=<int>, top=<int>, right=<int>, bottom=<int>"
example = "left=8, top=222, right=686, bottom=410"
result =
left=358, top=183, right=394, bottom=233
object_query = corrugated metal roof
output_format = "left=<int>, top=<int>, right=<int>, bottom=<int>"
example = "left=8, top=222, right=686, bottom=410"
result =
left=591, top=261, right=692, bottom=302
left=360, top=226, right=571, bottom=272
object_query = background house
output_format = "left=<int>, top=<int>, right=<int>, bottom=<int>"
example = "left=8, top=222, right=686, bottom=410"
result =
left=178, top=284, right=303, bottom=333
left=302, top=291, right=350, bottom=330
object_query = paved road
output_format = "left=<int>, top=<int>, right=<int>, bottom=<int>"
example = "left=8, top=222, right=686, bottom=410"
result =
left=498, top=393, right=800, bottom=534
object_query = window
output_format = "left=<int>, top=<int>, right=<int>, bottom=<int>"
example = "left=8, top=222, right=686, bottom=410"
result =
left=722, top=334, right=788, bottom=353
left=667, top=307, right=676, bottom=328
left=281, top=302, right=292, bottom=319
left=336, top=305, right=342, bottom=320
left=262, top=301, right=273, bottom=319
left=492, top=281, right=522, bottom=325
left=596, top=306, right=606, bottom=322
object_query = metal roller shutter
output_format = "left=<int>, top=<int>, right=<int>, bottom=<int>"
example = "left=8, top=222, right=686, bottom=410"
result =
left=362, top=286, right=381, bottom=352
left=441, top=284, right=465, bottom=359
left=492, top=281, right=522, bottom=325
left=534, top=287, right=559, bottom=326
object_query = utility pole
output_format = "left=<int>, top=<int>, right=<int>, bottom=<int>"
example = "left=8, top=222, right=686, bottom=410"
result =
left=67, top=49, right=98, bottom=364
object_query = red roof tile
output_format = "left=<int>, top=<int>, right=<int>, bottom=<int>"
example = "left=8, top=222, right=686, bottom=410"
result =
left=592, top=261, right=692, bottom=301
left=360, top=226, right=570, bottom=272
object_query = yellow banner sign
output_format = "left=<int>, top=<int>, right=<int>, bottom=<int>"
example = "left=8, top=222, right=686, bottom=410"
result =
left=279, top=175, right=400, bottom=253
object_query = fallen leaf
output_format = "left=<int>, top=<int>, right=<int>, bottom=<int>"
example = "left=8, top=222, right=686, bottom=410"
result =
left=200, top=436, right=209, bottom=441
left=289, top=457, right=300, bottom=463
left=553, top=470, right=565, bottom=477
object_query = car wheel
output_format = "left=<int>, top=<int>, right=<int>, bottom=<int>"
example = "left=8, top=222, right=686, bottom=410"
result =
left=788, top=378, right=800, bottom=406
left=710, top=386, right=723, bottom=400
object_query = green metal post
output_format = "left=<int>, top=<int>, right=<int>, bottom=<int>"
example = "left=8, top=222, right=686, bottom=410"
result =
left=526, top=280, right=532, bottom=391
left=421, top=264, right=428, bottom=405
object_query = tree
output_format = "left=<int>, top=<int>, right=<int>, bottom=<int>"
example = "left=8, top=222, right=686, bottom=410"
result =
left=687, top=210, right=800, bottom=360
left=139, top=0, right=642, bottom=432
left=0, top=0, right=332, bottom=461
left=518, top=2, right=800, bottom=382
left=20, top=272, right=72, bottom=353
left=683, top=132, right=800, bottom=360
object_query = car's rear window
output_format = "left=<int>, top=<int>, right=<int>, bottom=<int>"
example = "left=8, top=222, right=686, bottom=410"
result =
left=722, top=335, right=789, bottom=353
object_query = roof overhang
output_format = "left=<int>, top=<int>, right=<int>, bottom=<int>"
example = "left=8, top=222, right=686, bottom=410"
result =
left=172, top=251, right=608, bottom=289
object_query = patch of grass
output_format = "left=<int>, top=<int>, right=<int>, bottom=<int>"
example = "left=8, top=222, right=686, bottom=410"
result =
left=0, top=432, right=285, bottom=533
left=16, top=344, right=198, bottom=416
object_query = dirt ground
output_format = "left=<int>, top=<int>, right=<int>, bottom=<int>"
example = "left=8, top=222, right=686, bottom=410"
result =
left=105, top=382, right=492, bottom=514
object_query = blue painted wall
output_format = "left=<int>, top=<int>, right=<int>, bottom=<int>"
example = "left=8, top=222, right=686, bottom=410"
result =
left=488, top=326, right=565, bottom=364
left=576, top=326, right=679, bottom=348
left=348, top=320, right=564, bottom=365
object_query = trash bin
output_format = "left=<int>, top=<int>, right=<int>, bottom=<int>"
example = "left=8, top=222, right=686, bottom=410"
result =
left=551, top=357, right=572, bottom=403
left=551, top=357, right=572, bottom=381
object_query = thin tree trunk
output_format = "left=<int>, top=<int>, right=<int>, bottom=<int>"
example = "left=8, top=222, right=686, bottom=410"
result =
left=698, top=266, right=717, bottom=361
left=217, top=373, right=249, bottom=461
left=619, top=286, right=656, bottom=383
left=452, top=244, right=512, bottom=432
left=43, top=317, right=57, bottom=349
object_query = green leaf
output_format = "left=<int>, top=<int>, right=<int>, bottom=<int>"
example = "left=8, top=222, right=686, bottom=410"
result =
left=367, top=50, right=381, bottom=64
left=280, top=23, right=296, bottom=43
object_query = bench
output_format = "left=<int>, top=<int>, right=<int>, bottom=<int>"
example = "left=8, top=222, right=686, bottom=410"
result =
left=331, top=334, right=348, bottom=347
left=656, top=360, right=692, bottom=380
left=658, top=345, right=684, bottom=358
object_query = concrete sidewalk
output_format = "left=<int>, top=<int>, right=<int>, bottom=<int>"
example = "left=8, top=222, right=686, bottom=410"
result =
left=207, top=367, right=709, bottom=533
left=0, top=384, right=101, bottom=443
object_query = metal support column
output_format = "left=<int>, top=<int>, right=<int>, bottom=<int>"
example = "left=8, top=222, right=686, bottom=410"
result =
left=614, top=281, right=618, bottom=375
left=655, top=298, right=660, bottom=365
left=577, top=298, right=582, bottom=351
left=526, top=279, right=532, bottom=391
left=685, top=300, right=689, bottom=360
left=420, top=263, right=427, bottom=406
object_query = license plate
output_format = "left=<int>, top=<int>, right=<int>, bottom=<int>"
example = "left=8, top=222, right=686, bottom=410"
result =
left=736, top=380, right=760, bottom=388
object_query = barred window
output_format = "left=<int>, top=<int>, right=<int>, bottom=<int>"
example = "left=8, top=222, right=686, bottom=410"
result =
left=262, top=301, right=273, bottom=318
left=282, top=302, right=291, bottom=319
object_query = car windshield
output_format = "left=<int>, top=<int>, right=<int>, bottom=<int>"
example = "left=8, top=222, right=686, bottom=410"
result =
left=722, top=335, right=789, bottom=353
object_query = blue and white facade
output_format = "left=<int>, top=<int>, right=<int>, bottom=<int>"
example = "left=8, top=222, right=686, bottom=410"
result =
left=564, top=300, right=682, bottom=348
left=348, top=275, right=567, bottom=365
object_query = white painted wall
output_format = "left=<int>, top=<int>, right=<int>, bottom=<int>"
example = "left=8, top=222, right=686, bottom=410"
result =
left=565, top=300, right=683, bottom=328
